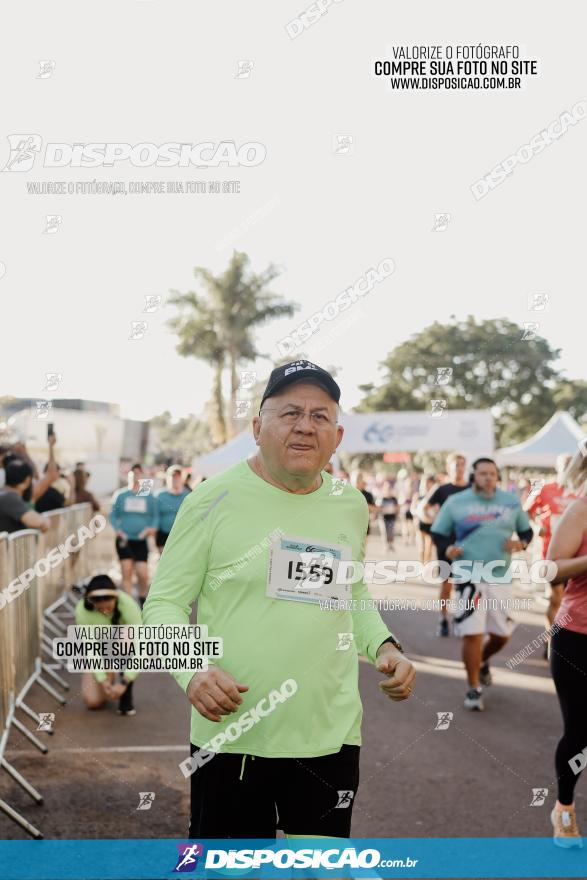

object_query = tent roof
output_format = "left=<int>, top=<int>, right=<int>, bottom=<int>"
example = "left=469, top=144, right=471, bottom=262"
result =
left=495, top=411, right=585, bottom=468
left=191, top=430, right=257, bottom=477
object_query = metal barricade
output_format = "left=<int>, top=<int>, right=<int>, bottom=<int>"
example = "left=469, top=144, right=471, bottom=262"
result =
left=0, top=532, right=14, bottom=761
left=0, top=503, right=116, bottom=838
left=0, top=530, right=46, bottom=838
left=64, top=503, right=94, bottom=585
left=38, top=510, right=68, bottom=614
left=38, top=503, right=96, bottom=632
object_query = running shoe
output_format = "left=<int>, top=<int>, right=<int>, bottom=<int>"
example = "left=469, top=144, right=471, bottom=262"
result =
left=479, top=663, right=492, bottom=687
left=437, top=617, right=450, bottom=637
left=463, top=688, right=484, bottom=711
left=551, top=807, right=583, bottom=847
left=117, top=682, right=136, bottom=716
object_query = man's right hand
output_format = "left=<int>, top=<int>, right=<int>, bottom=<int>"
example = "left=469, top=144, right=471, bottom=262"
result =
left=445, top=544, right=464, bottom=560
left=186, top=667, right=249, bottom=723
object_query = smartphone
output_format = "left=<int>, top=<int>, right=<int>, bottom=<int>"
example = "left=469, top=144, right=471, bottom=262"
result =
left=47, top=422, right=54, bottom=439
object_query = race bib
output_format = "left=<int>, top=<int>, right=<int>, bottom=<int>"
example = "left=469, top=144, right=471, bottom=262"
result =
left=124, top=497, right=147, bottom=514
left=266, top=535, right=352, bottom=605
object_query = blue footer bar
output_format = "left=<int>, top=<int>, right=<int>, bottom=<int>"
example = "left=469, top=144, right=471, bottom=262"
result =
left=0, top=837, right=586, bottom=880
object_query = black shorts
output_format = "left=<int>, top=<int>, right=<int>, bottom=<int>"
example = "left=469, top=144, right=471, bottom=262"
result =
left=189, top=743, right=360, bottom=839
left=115, top=537, right=148, bottom=562
left=419, top=521, right=432, bottom=534
left=156, top=529, right=170, bottom=549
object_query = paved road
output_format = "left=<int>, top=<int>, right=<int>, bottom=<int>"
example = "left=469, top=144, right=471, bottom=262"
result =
left=0, top=531, right=575, bottom=874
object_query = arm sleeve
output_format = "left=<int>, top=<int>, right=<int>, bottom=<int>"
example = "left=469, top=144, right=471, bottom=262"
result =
left=431, top=531, right=454, bottom=556
left=142, top=491, right=213, bottom=692
left=516, top=506, right=533, bottom=544
left=109, top=492, right=122, bottom=532
left=349, top=505, right=392, bottom=664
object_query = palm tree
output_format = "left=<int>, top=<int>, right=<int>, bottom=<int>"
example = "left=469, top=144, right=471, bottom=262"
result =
left=167, top=293, right=227, bottom=445
left=168, top=251, right=298, bottom=443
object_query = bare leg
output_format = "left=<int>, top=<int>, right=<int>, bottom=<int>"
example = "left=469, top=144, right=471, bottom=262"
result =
left=120, top=559, right=134, bottom=594
left=81, top=673, right=109, bottom=709
left=481, top=633, right=509, bottom=664
left=423, top=533, right=433, bottom=565
left=462, top=634, right=484, bottom=688
left=439, top=579, right=452, bottom=619
left=135, top=561, right=150, bottom=600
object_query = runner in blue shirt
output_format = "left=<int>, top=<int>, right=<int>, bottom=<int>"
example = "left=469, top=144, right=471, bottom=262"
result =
left=155, top=465, right=191, bottom=553
left=431, top=457, right=533, bottom=711
left=110, top=463, right=158, bottom=607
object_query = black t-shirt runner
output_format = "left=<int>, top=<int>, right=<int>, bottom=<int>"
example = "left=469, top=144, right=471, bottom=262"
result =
left=428, top=482, right=468, bottom=562
left=427, top=482, right=468, bottom=509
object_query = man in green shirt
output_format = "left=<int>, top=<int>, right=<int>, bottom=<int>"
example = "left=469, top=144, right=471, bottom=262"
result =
left=143, top=360, right=416, bottom=839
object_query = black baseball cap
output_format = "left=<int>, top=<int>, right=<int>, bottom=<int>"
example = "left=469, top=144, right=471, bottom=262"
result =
left=260, top=360, right=341, bottom=410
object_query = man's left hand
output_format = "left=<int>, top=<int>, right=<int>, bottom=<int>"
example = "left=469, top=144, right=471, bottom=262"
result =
left=376, top=645, right=416, bottom=702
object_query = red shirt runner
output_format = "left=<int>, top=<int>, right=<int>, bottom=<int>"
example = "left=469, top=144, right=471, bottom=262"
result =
left=526, top=481, right=577, bottom=556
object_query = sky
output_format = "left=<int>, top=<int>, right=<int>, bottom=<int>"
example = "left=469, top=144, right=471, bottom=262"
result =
left=1, top=1, right=585, bottom=423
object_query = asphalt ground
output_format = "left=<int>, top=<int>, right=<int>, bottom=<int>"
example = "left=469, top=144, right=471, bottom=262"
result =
left=0, top=526, right=580, bottom=879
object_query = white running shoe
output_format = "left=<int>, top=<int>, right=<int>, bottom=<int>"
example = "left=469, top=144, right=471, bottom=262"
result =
left=464, top=688, right=484, bottom=711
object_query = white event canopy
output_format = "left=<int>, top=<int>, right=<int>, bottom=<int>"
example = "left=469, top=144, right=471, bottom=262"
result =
left=495, top=411, right=585, bottom=468
left=191, top=409, right=494, bottom=477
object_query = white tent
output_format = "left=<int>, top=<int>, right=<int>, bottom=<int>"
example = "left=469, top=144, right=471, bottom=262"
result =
left=192, top=409, right=494, bottom=476
left=191, top=429, right=258, bottom=477
left=495, top=411, right=585, bottom=468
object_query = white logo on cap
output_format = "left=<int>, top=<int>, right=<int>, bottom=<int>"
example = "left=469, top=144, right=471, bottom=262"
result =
left=284, top=360, right=319, bottom=376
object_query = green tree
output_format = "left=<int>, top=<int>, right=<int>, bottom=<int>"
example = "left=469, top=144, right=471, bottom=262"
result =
left=356, top=316, right=563, bottom=445
left=552, top=379, right=587, bottom=426
left=167, top=252, right=297, bottom=444
left=149, top=411, right=213, bottom=465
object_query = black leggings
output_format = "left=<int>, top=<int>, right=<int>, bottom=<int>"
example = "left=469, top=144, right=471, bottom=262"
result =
left=550, top=627, right=587, bottom=804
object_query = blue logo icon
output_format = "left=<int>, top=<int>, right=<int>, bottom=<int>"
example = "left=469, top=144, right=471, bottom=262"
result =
left=364, top=422, right=394, bottom=444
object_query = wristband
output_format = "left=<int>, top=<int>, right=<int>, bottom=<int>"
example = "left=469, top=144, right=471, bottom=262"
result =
left=378, top=635, right=403, bottom=654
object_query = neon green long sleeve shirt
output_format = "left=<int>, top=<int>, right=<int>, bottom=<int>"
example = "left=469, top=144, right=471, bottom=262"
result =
left=143, top=460, right=392, bottom=758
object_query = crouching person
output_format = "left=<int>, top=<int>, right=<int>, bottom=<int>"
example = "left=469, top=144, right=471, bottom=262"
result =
left=74, top=574, right=142, bottom=716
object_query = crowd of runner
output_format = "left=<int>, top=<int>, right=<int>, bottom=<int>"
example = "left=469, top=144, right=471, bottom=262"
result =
left=2, top=361, right=585, bottom=848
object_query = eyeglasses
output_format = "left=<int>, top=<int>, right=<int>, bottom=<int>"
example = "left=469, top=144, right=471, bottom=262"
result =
left=260, top=408, right=336, bottom=429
